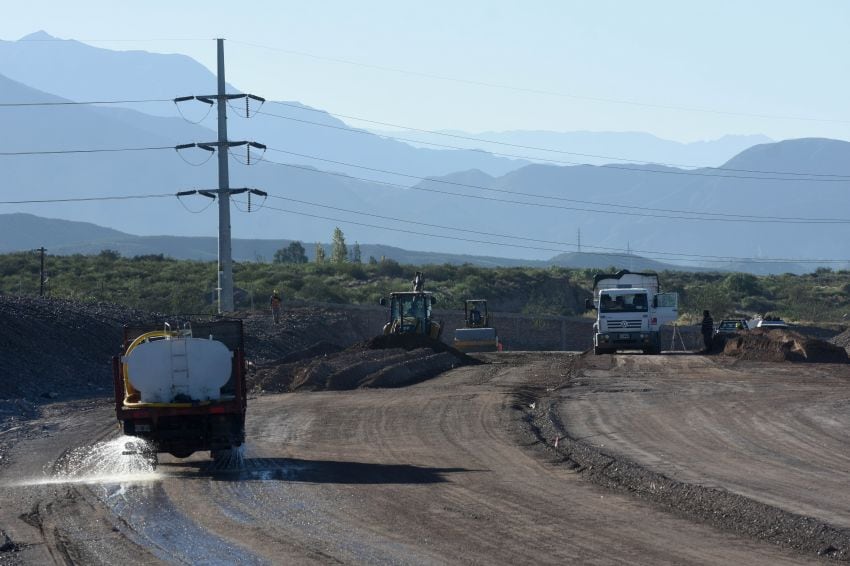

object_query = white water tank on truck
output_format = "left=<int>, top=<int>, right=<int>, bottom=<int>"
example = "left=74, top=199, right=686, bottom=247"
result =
left=124, top=336, right=233, bottom=403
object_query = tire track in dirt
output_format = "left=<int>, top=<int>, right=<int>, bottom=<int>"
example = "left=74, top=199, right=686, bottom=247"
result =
left=530, top=352, right=850, bottom=561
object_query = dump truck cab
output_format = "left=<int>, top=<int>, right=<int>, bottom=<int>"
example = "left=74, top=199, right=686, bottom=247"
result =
left=586, top=270, right=678, bottom=355
left=381, top=291, right=442, bottom=340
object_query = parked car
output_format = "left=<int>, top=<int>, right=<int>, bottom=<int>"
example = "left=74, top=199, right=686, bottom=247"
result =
left=715, top=319, right=748, bottom=335
left=756, top=318, right=788, bottom=329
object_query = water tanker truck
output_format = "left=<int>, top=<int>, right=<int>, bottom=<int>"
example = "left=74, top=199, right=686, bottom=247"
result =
left=585, top=270, right=678, bottom=355
left=112, top=320, right=247, bottom=467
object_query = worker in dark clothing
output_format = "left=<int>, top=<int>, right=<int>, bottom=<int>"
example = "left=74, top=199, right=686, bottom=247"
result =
left=270, top=290, right=282, bottom=324
left=469, top=305, right=482, bottom=326
left=701, top=310, right=714, bottom=353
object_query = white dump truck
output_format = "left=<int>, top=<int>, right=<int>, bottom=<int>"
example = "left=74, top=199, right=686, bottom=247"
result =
left=585, top=270, right=678, bottom=355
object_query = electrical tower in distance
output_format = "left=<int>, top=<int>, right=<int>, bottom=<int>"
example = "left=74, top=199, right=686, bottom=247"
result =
left=177, top=39, right=266, bottom=313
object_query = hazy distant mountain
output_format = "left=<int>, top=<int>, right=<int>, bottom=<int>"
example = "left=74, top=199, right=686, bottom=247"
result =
left=0, top=32, right=846, bottom=270
left=0, top=31, right=237, bottom=116
left=0, top=214, right=814, bottom=274
left=0, top=72, right=214, bottom=150
left=0, top=32, right=527, bottom=180
left=371, top=129, right=772, bottom=168
left=548, top=252, right=699, bottom=272
left=398, top=138, right=850, bottom=269
left=0, top=213, right=547, bottom=266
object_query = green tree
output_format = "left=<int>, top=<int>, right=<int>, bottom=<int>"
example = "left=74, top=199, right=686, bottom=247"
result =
left=314, top=242, right=326, bottom=264
left=273, top=241, right=308, bottom=264
left=351, top=241, right=362, bottom=264
left=331, top=227, right=348, bottom=264
left=684, top=284, right=733, bottom=319
left=98, top=249, right=121, bottom=261
left=722, top=273, right=762, bottom=299
left=368, top=255, right=378, bottom=265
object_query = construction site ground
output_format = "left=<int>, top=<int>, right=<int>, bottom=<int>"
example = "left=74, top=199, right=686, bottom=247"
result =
left=2, top=297, right=850, bottom=564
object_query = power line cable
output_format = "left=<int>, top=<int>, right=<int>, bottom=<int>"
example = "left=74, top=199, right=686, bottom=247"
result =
left=0, top=193, right=174, bottom=204
left=0, top=98, right=172, bottom=107
left=16, top=37, right=211, bottom=43
left=256, top=110, right=850, bottom=183
left=0, top=146, right=174, bottom=156
left=174, top=99, right=214, bottom=124
left=266, top=100, right=850, bottom=179
left=260, top=150, right=850, bottom=224
left=232, top=40, right=850, bottom=125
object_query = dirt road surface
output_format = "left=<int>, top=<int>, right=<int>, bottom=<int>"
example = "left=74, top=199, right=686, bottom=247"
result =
left=0, top=353, right=839, bottom=564
left=555, top=354, right=850, bottom=534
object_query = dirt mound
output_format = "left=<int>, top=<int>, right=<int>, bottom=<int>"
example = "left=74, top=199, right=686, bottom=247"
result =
left=722, top=329, right=848, bottom=363
left=242, top=307, right=377, bottom=364
left=362, top=333, right=475, bottom=358
left=265, top=341, right=344, bottom=365
left=251, top=334, right=477, bottom=393
left=0, top=296, right=156, bottom=400
left=830, top=327, right=850, bottom=351
left=0, top=296, right=474, bottom=401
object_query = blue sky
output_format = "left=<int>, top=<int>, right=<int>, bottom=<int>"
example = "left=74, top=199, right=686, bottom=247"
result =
left=1, top=1, right=848, bottom=142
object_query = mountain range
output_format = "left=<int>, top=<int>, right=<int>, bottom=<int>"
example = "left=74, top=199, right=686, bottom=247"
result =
left=371, top=129, right=772, bottom=168
left=0, top=213, right=812, bottom=275
left=0, top=31, right=846, bottom=273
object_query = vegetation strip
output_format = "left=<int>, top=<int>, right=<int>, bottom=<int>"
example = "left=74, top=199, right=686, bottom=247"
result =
left=516, top=356, right=850, bottom=561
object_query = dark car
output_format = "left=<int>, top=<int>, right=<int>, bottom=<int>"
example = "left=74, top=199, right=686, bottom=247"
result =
left=715, top=319, right=748, bottom=335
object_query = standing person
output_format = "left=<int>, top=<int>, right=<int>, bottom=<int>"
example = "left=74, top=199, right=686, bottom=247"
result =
left=270, top=289, right=282, bottom=324
left=701, top=310, right=714, bottom=353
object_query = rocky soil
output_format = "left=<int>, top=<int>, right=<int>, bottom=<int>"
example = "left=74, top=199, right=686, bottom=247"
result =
left=719, top=328, right=848, bottom=363
left=519, top=351, right=850, bottom=561
left=0, top=296, right=155, bottom=401
left=251, top=334, right=478, bottom=393
left=0, top=296, right=478, bottom=404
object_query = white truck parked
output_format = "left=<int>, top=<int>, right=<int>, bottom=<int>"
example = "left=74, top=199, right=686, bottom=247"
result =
left=585, top=270, right=678, bottom=355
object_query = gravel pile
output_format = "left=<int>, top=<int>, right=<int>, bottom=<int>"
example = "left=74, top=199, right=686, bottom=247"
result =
left=721, top=328, right=848, bottom=363
left=830, top=328, right=850, bottom=351
left=251, top=334, right=477, bottom=393
left=0, top=298, right=373, bottom=402
left=241, top=307, right=377, bottom=364
left=0, top=296, right=467, bottom=402
left=0, top=296, right=155, bottom=401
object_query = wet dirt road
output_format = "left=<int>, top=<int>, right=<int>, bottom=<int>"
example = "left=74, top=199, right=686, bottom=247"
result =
left=0, top=353, right=826, bottom=565
left=558, top=353, right=850, bottom=530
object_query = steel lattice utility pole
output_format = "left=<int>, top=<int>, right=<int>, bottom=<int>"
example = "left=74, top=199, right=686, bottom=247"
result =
left=215, top=38, right=234, bottom=313
left=175, top=40, right=266, bottom=314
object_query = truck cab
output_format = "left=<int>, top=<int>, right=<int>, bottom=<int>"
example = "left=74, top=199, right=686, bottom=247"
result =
left=587, top=270, right=678, bottom=355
